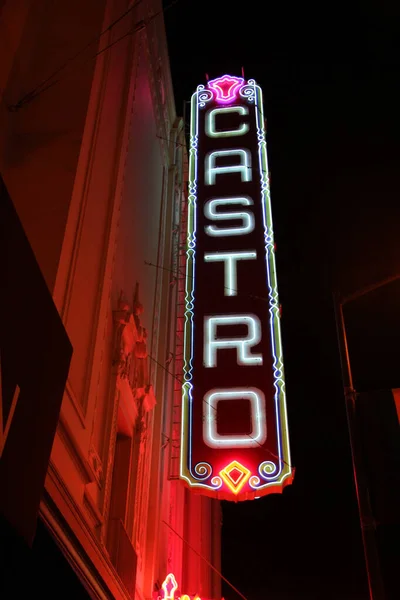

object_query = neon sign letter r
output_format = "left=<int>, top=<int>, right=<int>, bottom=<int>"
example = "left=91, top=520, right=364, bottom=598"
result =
left=204, top=315, right=263, bottom=367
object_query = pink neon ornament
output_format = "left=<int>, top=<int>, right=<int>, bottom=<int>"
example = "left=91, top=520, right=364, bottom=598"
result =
left=208, top=74, right=244, bottom=104
left=158, top=573, right=201, bottom=600
left=161, top=573, right=178, bottom=600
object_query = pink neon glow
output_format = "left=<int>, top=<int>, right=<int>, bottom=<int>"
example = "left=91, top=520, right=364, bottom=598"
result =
left=160, top=573, right=201, bottom=600
left=161, top=573, right=178, bottom=600
left=208, top=75, right=244, bottom=104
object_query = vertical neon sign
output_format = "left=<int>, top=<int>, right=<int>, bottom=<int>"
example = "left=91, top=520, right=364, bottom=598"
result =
left=180, top=75, right=294, bottom=500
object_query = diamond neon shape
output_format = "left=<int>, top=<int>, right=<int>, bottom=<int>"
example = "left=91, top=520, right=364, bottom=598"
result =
left=219, top=460, right=251, bottom=495
left=228, top=467, right=243, bottom=484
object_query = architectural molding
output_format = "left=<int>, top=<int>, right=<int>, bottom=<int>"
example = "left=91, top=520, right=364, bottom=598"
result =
left=65, top=378, right=87, bottom=427
left=82, top=29, right=143, bottom=443
left=141, top=31, right=169, bottom=168
left=139, top=0, right=175, bottom=170
left=88, top=445, right=104, bottom=487
left=44, top=463, right=131, bottom=600
left=84, top=482, right=105, bottom=529
left=57, top=413, right=95, bottom=485
left=53, top=8, right=139, bottom=420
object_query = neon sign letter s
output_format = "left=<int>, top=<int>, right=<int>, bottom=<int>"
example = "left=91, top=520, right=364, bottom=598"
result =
left=204, top=197, right=255, bottom=237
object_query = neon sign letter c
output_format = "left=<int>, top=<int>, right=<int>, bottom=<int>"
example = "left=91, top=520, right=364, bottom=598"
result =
left=205, top=106, right=249, bottom=138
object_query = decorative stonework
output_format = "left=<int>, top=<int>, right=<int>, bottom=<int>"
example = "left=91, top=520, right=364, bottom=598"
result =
left=113, top=297, right=138, bottom=379
left=113, top=285, right=156, bottom=417
left=141, top=15, right=170, bottom=168
left=88, top=445, right=103, bottom=486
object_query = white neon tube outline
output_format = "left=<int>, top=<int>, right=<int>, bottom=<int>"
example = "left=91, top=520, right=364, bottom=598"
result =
left=205, top=106, right=249, bottom=138
left=205, top=149, right=252, bottom=185
left=204, top=250, right=257, bottom=296
left=204, top=315, right=263, bottom=368
left=203, top=387, right=267, bottom=448
left=204, top=197, right=255, bottom=237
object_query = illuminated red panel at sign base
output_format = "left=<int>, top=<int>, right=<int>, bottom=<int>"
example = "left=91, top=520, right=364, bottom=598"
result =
left=180, top=74, right=294, bottom=501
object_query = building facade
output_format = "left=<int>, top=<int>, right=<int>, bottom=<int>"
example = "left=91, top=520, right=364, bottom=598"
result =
left=0, top=1, right=221, bottom=598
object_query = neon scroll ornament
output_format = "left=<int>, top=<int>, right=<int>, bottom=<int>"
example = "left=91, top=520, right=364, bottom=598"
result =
left=180, top=74, right=294, bottom=501
left=157, top=573, right=201, bottom=600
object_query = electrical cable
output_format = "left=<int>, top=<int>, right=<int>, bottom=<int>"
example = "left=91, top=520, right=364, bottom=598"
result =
left=144, top=260, right=277, bottom=305
left=8, top=0, right=180, bottom=111
left=162, top=520, right=249, bottom=600
left=147, top=353, right=294, bottom=470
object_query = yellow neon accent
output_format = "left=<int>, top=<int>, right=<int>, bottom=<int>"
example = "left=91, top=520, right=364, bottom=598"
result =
left=219, top=460, right=251, bottom=495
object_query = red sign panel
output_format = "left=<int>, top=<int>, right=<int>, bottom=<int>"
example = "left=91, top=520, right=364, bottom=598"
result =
left=180, top=75, right=294, bottom=500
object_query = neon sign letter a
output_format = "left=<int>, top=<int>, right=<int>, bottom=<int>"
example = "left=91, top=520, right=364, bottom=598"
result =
left=205, top=149, right=252, bottom=185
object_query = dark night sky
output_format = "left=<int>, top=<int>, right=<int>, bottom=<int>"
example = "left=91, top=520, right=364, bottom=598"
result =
left=163, top=1, right=400, bottom=599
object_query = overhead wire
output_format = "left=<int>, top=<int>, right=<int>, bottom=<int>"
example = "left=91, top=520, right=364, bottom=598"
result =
left=162, top=520, right=249, bottom=600
left=147, top=352, right=294, bottom=470
left=8, top=0, right=180, bottom=111
left=144, top=260, right=278, bottom=305
left=14, top=0, right=290, bottom=471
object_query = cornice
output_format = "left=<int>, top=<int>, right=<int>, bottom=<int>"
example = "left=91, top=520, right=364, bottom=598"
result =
left=137, top=0, right=178, bottom=170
